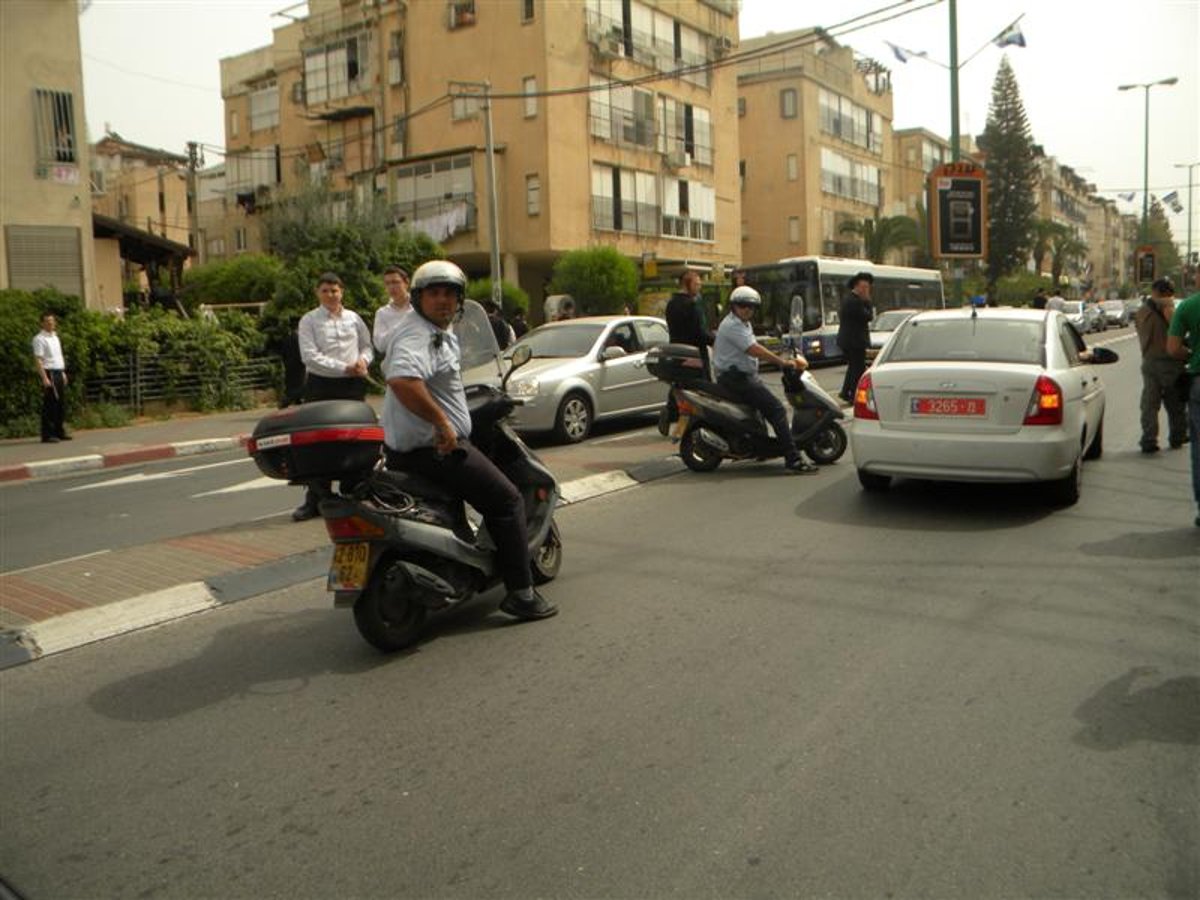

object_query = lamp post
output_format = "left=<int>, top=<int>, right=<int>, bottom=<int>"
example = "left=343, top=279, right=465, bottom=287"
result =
left=1117, top=77, right=1178, bottom=243
left=1175, top=161, right=1199, bottom=282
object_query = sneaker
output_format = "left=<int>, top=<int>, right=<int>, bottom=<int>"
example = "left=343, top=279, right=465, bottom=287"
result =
left=499, top=589, right=558, bottom=620
left=783, top=458, right=820, bottom=475
left=291, top=504, right=319, bottom=522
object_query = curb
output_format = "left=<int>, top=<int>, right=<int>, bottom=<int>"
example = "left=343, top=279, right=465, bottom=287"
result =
left=0, top=435, right=250, bottom=483
left=0, top=460, right=685, bottom=670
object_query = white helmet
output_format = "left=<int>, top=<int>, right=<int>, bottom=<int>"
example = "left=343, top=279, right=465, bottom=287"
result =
left=410, top=260, right=467, bottom=323
left=729, top=285, right=762, bottom=307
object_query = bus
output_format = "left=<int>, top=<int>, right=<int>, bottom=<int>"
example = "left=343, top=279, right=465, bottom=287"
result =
left=742, top=256, right=945, bottom=362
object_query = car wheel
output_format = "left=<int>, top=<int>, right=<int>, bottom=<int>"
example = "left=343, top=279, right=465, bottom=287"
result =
left=1047, top=454, right=1082, bottom=507
left=1083, top=417, right=1103, bottom=461
left=679, top=427, right=722, bottom=472
left=857, top=469, right=891, bottom=492
left=553, top=392, right=593, bottom=444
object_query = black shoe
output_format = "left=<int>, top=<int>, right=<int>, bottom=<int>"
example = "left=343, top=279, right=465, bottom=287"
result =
left=499, top=589, right=558, bottom=620
left=1140, top=444, right=1159, bottom=454
left=41, top=437, right=59, bottom=444
left=656, top=407, right=671, bottom=437
left=784, top=457, right=820, bottom=475
left=291, top=504, right=319, bottom=522
left=1169, top=435, right=1189, bottom=449
left=58, top=434, right=72, bottom=441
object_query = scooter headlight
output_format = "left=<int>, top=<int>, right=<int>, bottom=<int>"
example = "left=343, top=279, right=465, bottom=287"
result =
left=510, top=377, right=540, bottom=398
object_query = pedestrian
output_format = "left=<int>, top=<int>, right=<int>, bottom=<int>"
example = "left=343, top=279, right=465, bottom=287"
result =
left=382, top=260, right=557, bottom=619
left=1133, top=277, right=1187, bottom=453
left=662, top=269, right=713, bottom=436
left=372, top=265, right=411, bottom=356
left=1045, top=289, right=1066, bottom=312
left=1032, top=290, right=1048, bottom=310
left=1166, top=266, right=1200, bottom=527
left=32, top=312, right=70, bottom=443
left=274, top=319, right=305, bottom=409
left=837, top=271, right=874, bottom=403
left=292, top=272, right=374, bottom=522
left=510, top=309, right=529, bottom=339
left=482, top=298, right=514, bottom=349
left=713, top=286, right=817, bottom=475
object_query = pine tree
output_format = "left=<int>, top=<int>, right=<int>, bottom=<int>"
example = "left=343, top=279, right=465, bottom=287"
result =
left=981, top=57, right=1039, bottom=290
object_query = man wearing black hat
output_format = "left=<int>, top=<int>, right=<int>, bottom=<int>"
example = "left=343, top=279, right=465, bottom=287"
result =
left=1134, top=277, right=1187, bottom=453
left=837, top=271, right=874, bottom=403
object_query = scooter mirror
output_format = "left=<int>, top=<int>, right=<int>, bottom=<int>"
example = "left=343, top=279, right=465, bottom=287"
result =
left=511, top=344, right=533, bottom=368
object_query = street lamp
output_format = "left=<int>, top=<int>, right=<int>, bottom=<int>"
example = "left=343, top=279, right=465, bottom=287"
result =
left=1175, top=161, right=1199, bottom=281
left=1117, top=77, right=1178, bottom=243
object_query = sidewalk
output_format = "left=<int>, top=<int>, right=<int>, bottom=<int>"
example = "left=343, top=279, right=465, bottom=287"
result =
left=0, top=400, right=681, bottom=669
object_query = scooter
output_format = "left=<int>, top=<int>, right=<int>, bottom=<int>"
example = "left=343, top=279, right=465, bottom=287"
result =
left=663, top=358, right=847, bottom=473
left=248, top=306, right=561, bottom=653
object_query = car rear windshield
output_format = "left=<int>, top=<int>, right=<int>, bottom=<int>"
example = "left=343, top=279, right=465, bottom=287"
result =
left=516, top=323, right=604, bottom=358
left=887, top=318, right=1045, bottom=364
left=873, top=310, right=913, bottom=331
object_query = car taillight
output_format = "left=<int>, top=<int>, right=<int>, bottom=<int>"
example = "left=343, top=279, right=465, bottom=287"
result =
left=853, top=372, right=878, bottom=420
left=325, top=516, right=386, bottom=539
left=1023, top=375, right=1063, bottom=425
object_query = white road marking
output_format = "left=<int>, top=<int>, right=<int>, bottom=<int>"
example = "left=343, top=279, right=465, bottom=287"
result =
left=591, top=428, right=656, bottom=445
left=64, top=457, right=252, bottom=492
left=559, top=470, right=639, bottom=503
left=191, top=476, right=286, bottom=497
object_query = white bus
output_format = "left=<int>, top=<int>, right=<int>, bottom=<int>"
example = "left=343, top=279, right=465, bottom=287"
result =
left=742, top=256, right=946, bottom=362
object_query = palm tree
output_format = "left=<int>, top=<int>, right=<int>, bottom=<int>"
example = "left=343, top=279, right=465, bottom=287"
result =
left=838, top=215, right=921, bottom=264
left=1050, top=231, right=1089, bottom=288
left=1031, top=218, right=1067, bottom=276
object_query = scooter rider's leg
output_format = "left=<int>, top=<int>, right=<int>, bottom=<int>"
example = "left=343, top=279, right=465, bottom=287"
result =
left=742, top=375, right=818, bottom=475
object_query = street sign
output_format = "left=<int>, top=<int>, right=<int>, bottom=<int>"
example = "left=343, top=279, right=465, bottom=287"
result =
left=1135, top=245, right=1156, bottom=283
left=928, top=162, right=988, bottom=259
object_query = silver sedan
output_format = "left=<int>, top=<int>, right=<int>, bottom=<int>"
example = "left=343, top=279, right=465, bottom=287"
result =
left=849, top=308, right=1119, bottom=506
left=492, top=315, right=671, bottom=443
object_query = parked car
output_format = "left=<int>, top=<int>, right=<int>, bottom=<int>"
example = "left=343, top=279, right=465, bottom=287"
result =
left=1062, top=300, right=1105, bottom=333
left=849, top=307, right=1119, bottom=506
left=1099, top=299, right=1130, bottom=328
left=869, top=308, right=919, bottom=350
left=470, top=315, right=671, bottom=443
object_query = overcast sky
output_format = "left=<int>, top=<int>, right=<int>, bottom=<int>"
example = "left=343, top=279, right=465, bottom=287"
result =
left=79, top=0, right=1199, bottom=249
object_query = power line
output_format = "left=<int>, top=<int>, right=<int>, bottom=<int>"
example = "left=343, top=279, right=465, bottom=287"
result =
left=84, top=54, right=217, bottom=93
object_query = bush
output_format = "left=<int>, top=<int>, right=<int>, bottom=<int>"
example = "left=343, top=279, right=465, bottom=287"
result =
left=466, top=278, right=530, bottom=315
left=180, top=254, right=283, bottom=314
left=548, top=246, right=638, bottom=315
left=963, top=270, right=1052, bottom=306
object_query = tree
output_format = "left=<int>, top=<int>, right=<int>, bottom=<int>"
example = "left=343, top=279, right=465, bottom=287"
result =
left=466, top=278, right=530, bottom=315
left=1031, top=218, right=1067, bottom=276
left=981, top=56, right=1040, bottom=292
left=1050, top=230, right=1089, bottom=289
left=180, top=254, right=283, bottom=314
left=1144, top=198, right=1181, bottom=280
left=547, top=246, right=638, bottom=315
left=838, top=215, right=921, bottom=263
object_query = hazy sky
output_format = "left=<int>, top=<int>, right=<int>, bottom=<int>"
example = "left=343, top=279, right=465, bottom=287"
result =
left=79, top=0, right=1199, bottom=249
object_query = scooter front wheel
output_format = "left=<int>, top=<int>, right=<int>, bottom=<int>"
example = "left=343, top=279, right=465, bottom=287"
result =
left=680, top=427, right=723, bottom=472
left=531, top=521, right=563, bottom=585
left=804, top=422, right=847, bottom=464
left=353, top=557, right=427, bottom=653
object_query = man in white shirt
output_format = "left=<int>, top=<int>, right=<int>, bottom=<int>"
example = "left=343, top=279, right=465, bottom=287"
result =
left=32, top=313, right=70, bottom=443
left=1045, top=291, right=1066, bottom=312
left=372, top=265, right=410, bottom=356
left=293, top=272, right=374, bottom=521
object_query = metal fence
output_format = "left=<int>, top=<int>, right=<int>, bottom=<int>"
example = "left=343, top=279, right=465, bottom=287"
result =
left=83, top=352, right=278, bottom=414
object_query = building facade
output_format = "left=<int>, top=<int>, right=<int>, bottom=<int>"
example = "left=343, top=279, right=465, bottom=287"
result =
left=91, top=132, right=192, bottom=249
left=218, top=0, right=742, bottom=308
left=0, top=0, right=101, bottom=307
left=737, top=29, right=893, bottom=265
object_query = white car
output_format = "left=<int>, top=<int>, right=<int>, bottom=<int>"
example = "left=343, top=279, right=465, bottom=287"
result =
left=849, top=308, right=1119, bottom=506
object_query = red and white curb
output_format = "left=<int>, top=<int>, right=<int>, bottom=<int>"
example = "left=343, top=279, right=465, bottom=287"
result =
left=0, top=435, right=250, bottom=483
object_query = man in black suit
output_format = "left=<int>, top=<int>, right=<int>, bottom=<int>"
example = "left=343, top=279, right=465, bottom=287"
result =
left=661, top=270, right=713, bottom=435
left=837, top=271, right=874, bottom=403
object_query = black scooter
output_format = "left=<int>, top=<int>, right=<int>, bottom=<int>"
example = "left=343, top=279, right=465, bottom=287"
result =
left=648, top=344, right=847, bottom=473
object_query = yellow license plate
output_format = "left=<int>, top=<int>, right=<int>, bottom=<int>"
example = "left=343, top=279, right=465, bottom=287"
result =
left=328, top=542, right=369, bottom=591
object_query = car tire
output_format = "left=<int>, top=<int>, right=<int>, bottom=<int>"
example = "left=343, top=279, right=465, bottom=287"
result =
left=1083, top=417, right=1103, bottom=461
left=680, top=427, right=723, bottom=472
left=857, top=469, right=891, bottom=492
left=1047, top=454, right=1082, bottom=507
left=553, top=392, right=593, bottom=444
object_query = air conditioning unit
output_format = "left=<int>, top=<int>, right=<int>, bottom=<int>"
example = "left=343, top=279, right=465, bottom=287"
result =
left=712, top=35, right=734, bottom=56
left=595, top=36, right=622, bottom=58
left=665, top=149, right=691, bottom=169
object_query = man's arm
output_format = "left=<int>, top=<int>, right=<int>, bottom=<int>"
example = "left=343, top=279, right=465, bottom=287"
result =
left=747, top=342, right=804, bottom=370
left=389, top=377, right=457, bottom=454
left=1166, top=335, right=1188, bottom=361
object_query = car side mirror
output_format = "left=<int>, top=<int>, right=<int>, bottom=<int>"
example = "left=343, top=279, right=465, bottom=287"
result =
left=601, top=345, right=627, bottom=360
left=1086, top=346, right=1119, bottom=365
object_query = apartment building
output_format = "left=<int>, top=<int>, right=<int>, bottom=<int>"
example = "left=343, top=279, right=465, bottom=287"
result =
left=91, top=132, right=192, bottom=248
left=0, top=0, right=101, bottom=307
left=218, top=0, right=742, bottom=305
left=890, top=127, right=949, bottom=221
left=737, top=28, right=893, bottom=265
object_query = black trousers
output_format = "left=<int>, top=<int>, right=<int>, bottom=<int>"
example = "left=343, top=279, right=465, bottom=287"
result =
left=717, top=370, right=798, bottom=463
left=386, top=443, right=531, bottom=592
left=40, top=371, right=67, bottom=439
left=840, top=347, right=867, bottom=400
left=300, top=374, right=368, bottom=510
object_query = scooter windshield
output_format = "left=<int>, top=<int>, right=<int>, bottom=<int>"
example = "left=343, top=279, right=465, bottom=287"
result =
left=455, top=298, right=502, bottom=373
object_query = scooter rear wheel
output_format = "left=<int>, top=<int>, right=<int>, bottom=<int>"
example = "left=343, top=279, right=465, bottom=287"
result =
left=531, top=521, right=563, bottom=585
left=353, top=557, right=427, bottom=653
left=680, top=427, right=723, bottom=472
left=805, top=422, right=848, bottom=464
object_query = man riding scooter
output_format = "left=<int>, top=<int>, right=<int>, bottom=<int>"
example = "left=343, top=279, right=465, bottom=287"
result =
left=713, top=286, right=819, bottom=475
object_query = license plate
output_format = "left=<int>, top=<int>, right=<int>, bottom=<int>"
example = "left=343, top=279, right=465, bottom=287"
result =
left=328, top=542, right=369, bottom=591
left=910, top=396, right=986, bottom=417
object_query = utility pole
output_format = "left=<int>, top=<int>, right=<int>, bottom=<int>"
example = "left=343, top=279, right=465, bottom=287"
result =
left=1176, top=161, right=1198, bottom=282
left=452, top=81, right=503, bottom=309
left=186, top=141, right=201, bottom=263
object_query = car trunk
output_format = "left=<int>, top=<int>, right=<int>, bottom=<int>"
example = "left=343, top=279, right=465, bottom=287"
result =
left=869, top=362, right=1039, bottom=434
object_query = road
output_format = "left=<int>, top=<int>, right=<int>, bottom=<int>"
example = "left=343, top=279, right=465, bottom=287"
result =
left=2, top=327, right=1197, bottom=899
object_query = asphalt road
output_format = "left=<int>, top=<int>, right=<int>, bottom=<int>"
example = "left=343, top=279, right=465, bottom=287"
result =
left=2, top=329, right=1197, bottom=899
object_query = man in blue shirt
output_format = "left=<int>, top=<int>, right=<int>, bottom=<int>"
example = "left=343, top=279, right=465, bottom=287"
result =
left=713, top=286, right=818, bottom=475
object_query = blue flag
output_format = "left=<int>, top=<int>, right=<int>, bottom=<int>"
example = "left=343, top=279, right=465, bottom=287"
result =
left=993, top=20, right=1026, bottom=49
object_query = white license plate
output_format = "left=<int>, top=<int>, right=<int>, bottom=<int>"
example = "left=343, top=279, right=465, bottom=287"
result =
left=328, top=542, right=369, bottom=591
